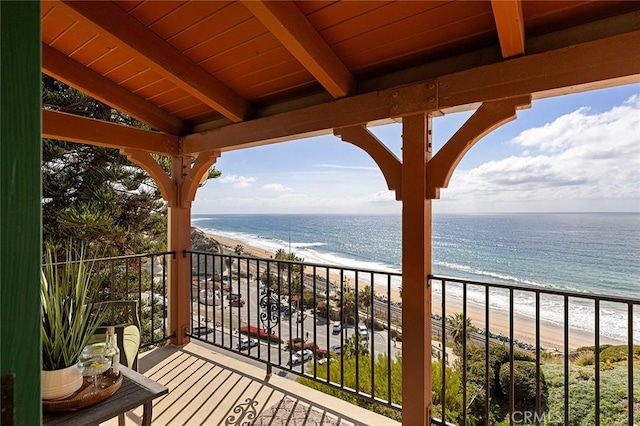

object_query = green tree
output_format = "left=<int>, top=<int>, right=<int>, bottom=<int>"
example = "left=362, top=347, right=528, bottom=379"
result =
left=234, top=244, right=244, bottom=255
left=341, top=289, right=357, bottom=324
left=42, top=76, right=220, bottom=256
left=299, top=354, right=402, bottom=422
left=448, top=312, right=476, bottom=348
left=343, top=335, right=369, bottom=358
left=358, top=285, right=372, bottom=316
left=431, top=360, right=464, bottom=424
left=464, top=343, right=543, bottom=423
left=274, top=248, right=304, bottom=295
left=499, top=361, right=549, bottom=414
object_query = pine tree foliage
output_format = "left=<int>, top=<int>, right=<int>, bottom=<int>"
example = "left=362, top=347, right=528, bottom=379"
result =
left=42, top=76, right=218, bottom=255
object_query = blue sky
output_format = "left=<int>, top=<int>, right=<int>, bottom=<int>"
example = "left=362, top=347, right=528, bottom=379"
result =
left=193, top=83, right=640, bottom=214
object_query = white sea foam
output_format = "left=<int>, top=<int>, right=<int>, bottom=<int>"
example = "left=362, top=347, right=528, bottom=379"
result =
left=433, top=281, right=640, bottom=342
left=198, top=218, right=640, bottom=343
left=205, top=227, right=389, bottom=271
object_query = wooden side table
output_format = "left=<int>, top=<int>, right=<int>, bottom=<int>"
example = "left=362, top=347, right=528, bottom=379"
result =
left=43, top=366, right=168, bottom=426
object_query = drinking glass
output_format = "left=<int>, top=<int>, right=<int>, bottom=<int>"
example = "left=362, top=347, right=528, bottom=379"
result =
left=79, top=344, right=112, bottom=392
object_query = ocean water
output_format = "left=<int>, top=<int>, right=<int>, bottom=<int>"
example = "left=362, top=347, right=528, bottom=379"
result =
left=192, top=213, right=640, bottom=342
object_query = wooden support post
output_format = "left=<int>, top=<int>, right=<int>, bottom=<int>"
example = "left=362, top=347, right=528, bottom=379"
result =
left=401, top=113, right=433, bottom=424
left=122, top=149, right=219, bottom=346
left=168, top=156, right=192, bottom=346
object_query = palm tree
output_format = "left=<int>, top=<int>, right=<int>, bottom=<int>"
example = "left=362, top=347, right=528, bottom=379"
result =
left=234, top=244, right=244, bottom=255
left=447, top=312, right=475, bottom=346
left=342, top=289, right=356, bottom=325
left=358, top=285, right=372, bottom=316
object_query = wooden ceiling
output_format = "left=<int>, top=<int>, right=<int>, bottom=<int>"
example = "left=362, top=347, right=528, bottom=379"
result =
left=41, top=1, right=640, bottom=155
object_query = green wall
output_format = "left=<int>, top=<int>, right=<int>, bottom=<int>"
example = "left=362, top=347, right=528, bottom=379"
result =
left=0, top=1, right=42, bottom=424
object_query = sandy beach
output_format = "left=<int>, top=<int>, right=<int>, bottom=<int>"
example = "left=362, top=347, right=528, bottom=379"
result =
left=203, top=230, right=623, bottom=352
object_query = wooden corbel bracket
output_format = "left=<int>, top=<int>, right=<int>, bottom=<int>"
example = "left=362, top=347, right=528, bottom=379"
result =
left=426, top=95, right=531, bottom=199
left=334, top=125, right=403, bottom=200
left=120, top=149, right=177, bottom=207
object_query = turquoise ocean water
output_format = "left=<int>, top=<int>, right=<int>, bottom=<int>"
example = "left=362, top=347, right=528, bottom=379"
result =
left=192, top=213, right=639, bottom=342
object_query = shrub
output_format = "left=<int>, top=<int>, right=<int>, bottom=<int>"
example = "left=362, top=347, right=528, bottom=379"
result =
left=574, top=344, right=612, bottom=353
left=600, top=345, right=640, bottom=363
left=574, top=351, right=595, bottom=366
left=499, top=361, right=548, bottom=414
left=465, top=344, right=541, bottom=422
left=390, top=328, right=402, bottom=342
left=298, top=290, right=326, bottom=310
left=577, top=369, right=592, bottom=381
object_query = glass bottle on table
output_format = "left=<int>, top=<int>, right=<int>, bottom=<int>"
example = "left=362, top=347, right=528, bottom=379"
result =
left=105, top=326, right=121, bottom=376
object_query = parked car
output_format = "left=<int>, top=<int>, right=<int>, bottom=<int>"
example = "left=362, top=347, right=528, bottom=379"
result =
left=237, top=337, right=258, bottom=350
left=191, top=322, right=214, bottom=336
left=357, top=324, right=369, bottom=340
left=332, top=321, right=341, bottom=334
left=229, top=298, right=245, bottom=307
left=198, top=288, right=221, bottom=306
left=330, top=344, right=342, bottom=354
left=289, top=349, right=313, bottom=365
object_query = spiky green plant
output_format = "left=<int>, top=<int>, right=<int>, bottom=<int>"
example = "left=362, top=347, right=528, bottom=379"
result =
left=41, top=243, right=104, bottom=370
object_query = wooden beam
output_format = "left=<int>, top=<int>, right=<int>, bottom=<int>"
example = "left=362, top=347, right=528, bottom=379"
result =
left=491, top=0, right=525, bottom=58
left=42, top=44, right=187, bottom=135
left=439, top=30, right=640, bottom=109
left=183, top=81, right=437, bottom=154
left=334, top=126, right=402, bottom=197
left=56, top=0, right=250, bottom=122
left=242, top=1, right=355, bottom=98
left=400, top=113, right=432, bottom=425
left=184, top=30, right=639, bottom=154
left=42, top=109, right=179, bottom=156
left=427, top=95, right=531, bottom=199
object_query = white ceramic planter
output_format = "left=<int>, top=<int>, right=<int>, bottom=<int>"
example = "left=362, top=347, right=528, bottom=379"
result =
left=42, top=364, right=83, bottom=400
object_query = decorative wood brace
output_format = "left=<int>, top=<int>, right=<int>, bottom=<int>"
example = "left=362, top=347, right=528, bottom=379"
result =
left=334, top=125, right=403, bottom=200
left=426, top=95, right=532, bottom=199
left=121, top=149, right=220, bottom=208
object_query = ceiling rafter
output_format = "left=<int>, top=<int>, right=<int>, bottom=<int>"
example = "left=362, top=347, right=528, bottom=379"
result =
left=55, top=0, right=250, bottom=123
left=42, top=43, right=187, bottom=135
left=491, top=0, right=525, bottom=58
left=242, top=0, right=356, bottom=98
left=43, top=109, right=179, bottom=156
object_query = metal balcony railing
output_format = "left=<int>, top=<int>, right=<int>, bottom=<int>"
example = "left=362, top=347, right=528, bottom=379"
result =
left=59, top=252, right=175, bottom=349
left=186, top=250, right=403, bottom=412
left=429, top=275, right=639, bottom=426
left=86, top=250, right=637, bottom=425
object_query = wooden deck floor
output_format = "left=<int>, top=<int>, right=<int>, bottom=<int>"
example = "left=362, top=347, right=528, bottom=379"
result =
left=101, top=341, right=400, bottom=425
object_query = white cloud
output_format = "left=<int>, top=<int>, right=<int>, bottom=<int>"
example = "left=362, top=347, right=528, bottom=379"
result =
left=442, top=95, right=640, bottom=207
left=262, top=183, right=290, bottom=192
left=219, top=175, right=257, bottom=188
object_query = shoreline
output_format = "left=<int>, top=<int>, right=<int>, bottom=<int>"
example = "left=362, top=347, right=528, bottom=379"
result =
left=201, top=228, right=625, bottom=352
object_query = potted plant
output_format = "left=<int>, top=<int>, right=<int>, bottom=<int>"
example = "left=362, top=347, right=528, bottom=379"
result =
left=41, top=243, right=104, bottom=400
